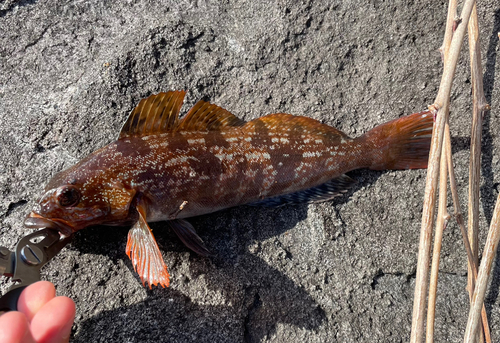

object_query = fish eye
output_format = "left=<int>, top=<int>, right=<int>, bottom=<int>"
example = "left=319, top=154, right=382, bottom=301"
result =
left=56, top=186, right=81, bottom=207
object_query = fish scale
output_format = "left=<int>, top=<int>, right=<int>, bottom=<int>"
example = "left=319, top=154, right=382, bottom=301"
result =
left=24, top=90, right=433, bottom=288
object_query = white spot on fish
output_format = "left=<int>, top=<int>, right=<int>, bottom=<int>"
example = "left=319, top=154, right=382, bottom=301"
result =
left=188, top=138, right=205, bottom=145
left=215, top=153, right=234, bottom=161
left=294, top=161, right=312, bottom=178
left=303, top=151, right=322, bottom=158
left=165, top=155, right=199, bottom=167
left=245, top=153, right=257, bottom=160
left=245, top=169, right=258, bottom=178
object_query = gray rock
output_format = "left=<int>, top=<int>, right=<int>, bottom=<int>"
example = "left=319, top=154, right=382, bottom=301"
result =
left=1, top=0, right=499, bottom=342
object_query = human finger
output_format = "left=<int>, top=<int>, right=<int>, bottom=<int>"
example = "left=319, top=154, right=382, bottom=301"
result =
left=17, top=281, right=56, bottom=322
left=30, top=296, right=75, bottom=343
left=0, top=311, right=36, bottom=343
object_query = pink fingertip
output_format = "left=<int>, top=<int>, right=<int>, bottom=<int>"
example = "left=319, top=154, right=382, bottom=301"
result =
left=31, top=296, right=76, bottom=343
left=18, top=281, right=56, bottom=323
left=0, top=311, right=35, bottom=343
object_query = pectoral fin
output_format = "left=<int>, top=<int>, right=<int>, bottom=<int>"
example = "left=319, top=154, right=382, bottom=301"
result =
left=126, top=207, right=170, bottom=288
left=168, top=219, right=212, bottom=257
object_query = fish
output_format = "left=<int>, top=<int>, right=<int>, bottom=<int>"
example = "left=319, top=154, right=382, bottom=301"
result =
left=24, top=90, right=433, bottom=288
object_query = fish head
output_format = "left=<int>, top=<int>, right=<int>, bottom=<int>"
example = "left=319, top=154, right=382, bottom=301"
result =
left=24, top=170, right=137, bottom=235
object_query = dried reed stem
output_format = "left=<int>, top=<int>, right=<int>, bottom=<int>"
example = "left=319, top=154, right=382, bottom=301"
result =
left=467, top=1, right=488, bottom=301
left=425, top=142, right=449, bottom=342
left=446, top=129, right=473, bottom=264
left=465, top=3, right=491, bottom=342
left=464, top=193, right=500, bottom=342
left=445, top=127, right=491, bottom=343
left=438, top=0, right=457, bottom=62
left=426, top=1, right=457, bottom=340
left=410, top=0, right=477, bottom=341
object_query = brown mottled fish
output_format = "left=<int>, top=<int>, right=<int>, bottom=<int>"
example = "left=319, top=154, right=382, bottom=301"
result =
left=24, top=91, right=433, bottom=288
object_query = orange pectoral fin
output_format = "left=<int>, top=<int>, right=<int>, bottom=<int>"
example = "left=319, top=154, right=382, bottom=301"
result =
left=126, top=207, right=170, bottom=288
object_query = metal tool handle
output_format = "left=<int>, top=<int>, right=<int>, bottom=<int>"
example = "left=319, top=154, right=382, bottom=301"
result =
left=0, top=286, right=26, bottom=312
left=0, top=229, right=72, bottom=312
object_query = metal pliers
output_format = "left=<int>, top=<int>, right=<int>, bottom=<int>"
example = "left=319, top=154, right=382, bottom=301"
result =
left=0, top=229, right=72, bottom=312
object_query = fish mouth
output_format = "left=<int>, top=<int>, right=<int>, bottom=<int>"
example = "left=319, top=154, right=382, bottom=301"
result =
left=24, top=212, right=75, bottom=236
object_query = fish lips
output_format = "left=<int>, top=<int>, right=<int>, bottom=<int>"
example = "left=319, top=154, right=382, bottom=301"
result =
left=24, top=212, right=75, bottom=236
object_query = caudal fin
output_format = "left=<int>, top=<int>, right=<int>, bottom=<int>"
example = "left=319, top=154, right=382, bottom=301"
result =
left=361, top=111, right=433, bottom=170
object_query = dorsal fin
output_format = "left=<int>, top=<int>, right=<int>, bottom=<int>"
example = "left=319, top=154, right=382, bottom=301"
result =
left=119, top=91, right=186, bottom=139
left=246, top=113, right=351, bottom=142
left=177, top=100, right=246, bottom=131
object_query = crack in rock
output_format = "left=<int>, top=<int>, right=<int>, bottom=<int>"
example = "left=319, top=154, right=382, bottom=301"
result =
left=1, top=199, right=28, bottom=219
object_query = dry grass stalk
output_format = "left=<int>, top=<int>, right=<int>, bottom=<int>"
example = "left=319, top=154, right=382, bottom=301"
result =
left=464, top=192, right=500, bottom=342
left=445, top=128, right=491, bottom=342
left=410, top=0, right=477, bottom=341
left=464, top=3, right=491, bottom=341
left=466, top=1, right=488, bottom=303
left=425, top=143, right=449, bottom=342
left=424, top=1, right=492, bottom=341
left=420, top=0, right=491, bottom=341
left=426, top=1, right=457, bottom=340
left=438, top=0, right=457, bottom=61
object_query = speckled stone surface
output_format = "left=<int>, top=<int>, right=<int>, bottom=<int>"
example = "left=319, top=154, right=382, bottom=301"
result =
left=1, top=1, right=500, bottom=342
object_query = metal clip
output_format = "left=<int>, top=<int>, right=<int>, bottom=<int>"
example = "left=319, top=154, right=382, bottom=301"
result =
left=0, top=229, right=72, bottom=312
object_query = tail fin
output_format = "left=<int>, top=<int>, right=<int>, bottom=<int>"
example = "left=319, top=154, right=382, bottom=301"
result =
left=360, top=111, right=433, bottom=170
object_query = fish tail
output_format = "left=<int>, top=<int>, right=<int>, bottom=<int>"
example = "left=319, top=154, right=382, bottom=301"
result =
left=361, top=111, right=433, bottom=170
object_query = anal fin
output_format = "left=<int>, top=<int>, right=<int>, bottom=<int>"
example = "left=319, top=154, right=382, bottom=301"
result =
left=169, top=219, right=212, bottom=256
left=249, top=175, right=356, bottom=207
left=126, top=207, right=170, bottom=288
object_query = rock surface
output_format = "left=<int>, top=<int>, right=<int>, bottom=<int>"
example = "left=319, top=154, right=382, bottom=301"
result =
left=1, top=0, right=500, bottom=342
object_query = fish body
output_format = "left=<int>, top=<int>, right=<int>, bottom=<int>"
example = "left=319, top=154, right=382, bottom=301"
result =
left=25, top=91, right=433, bottom=287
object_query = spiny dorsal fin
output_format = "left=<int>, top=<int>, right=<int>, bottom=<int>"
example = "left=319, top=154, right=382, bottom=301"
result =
left=177, top=100, right=246, bottom=132
left=119, top=91, right=186, bottom=139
